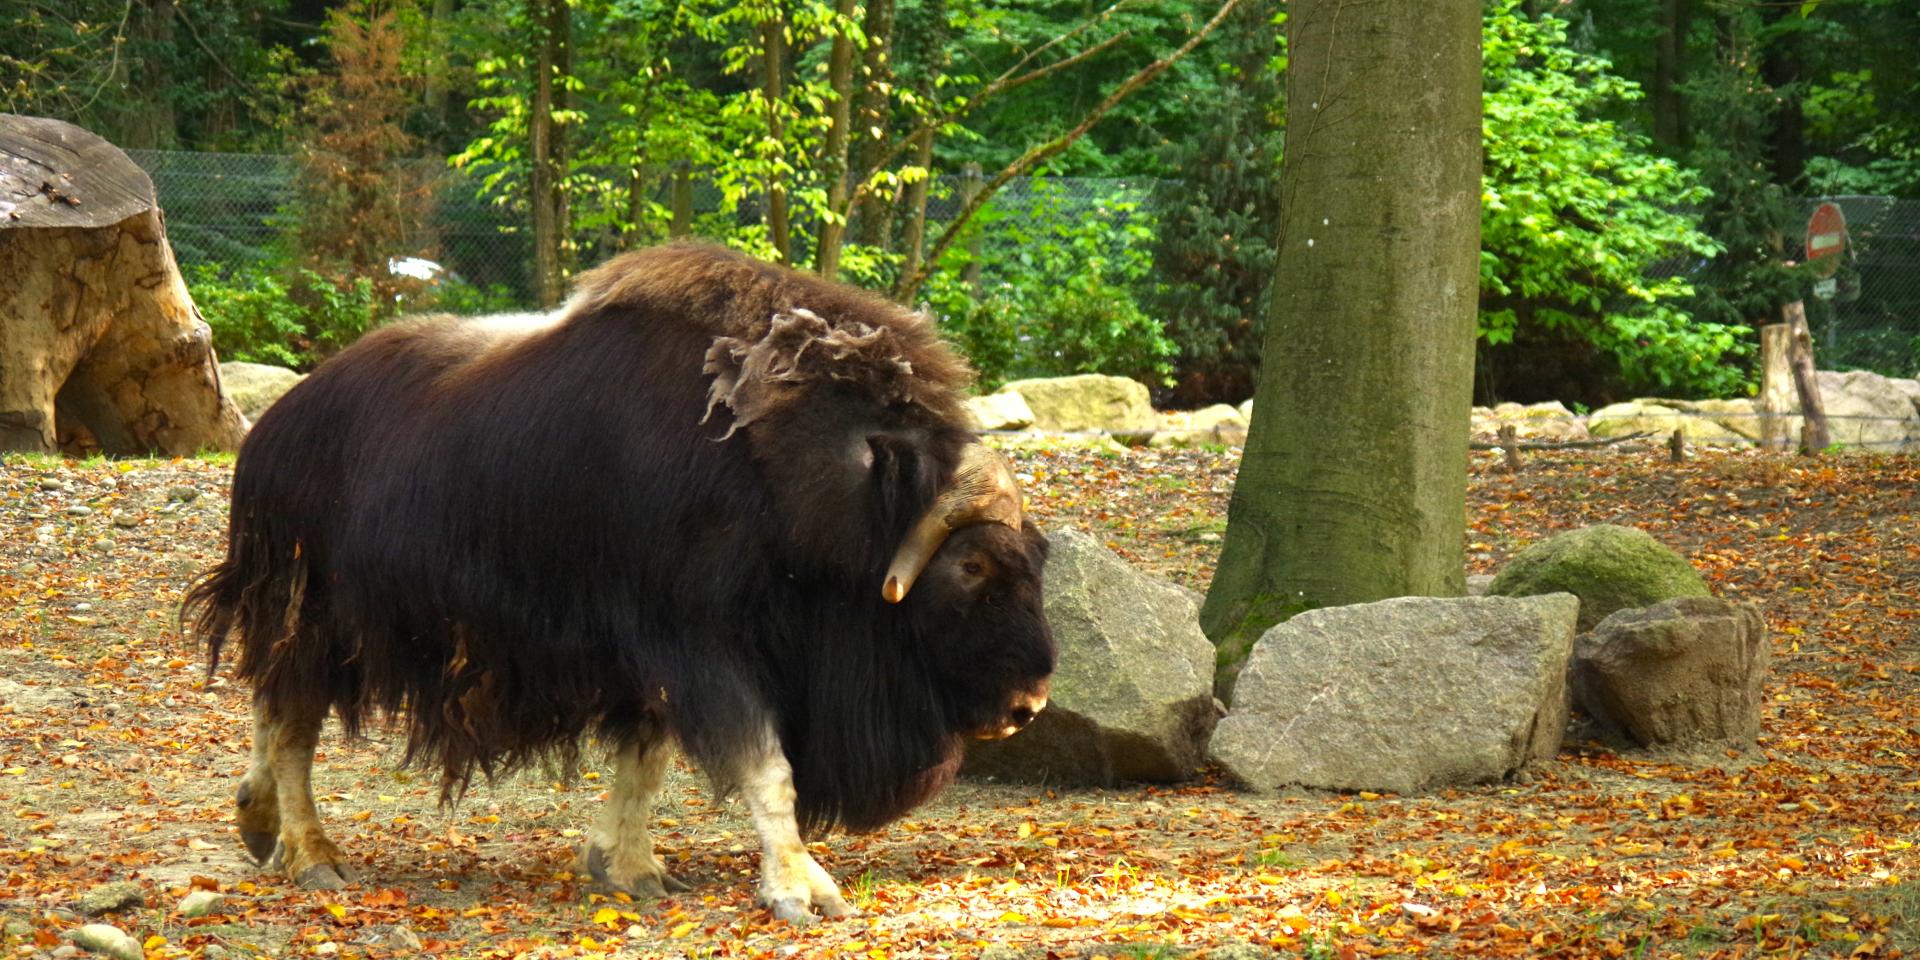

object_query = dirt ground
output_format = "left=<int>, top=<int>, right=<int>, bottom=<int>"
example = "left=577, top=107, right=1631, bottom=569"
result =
left=0, top=444, right=1914, bottom=960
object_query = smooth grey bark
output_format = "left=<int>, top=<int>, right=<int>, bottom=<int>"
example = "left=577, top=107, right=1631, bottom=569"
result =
left=1199, top=0, right=1483, bottom=656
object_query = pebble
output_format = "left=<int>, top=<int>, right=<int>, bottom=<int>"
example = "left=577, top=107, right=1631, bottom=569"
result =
left=78, top=881, right=145, bottom=916
left=111, top=510, right=141, bottom=528
left=67, top=924, right=143, bottom=960
left=38, top=477, right=64, bottom=491
left=167, top=486, right=200, bottom=503
left=92, top=538, right=116, bottom=552
left=178, top=890, right=226, bottom=918
left=65, top=505, right=94, bottom=517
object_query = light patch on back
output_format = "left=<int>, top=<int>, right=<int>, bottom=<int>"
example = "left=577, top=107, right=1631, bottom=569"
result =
left=469, top=310, right=566, bottom=337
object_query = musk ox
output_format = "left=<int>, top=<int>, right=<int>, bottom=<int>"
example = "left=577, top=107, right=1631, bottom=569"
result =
left=183, top=243, right=1055, bottom=923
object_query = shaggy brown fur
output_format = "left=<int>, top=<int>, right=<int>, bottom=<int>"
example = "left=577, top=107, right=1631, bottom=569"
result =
left=185, top=242, right=1053, bottom=835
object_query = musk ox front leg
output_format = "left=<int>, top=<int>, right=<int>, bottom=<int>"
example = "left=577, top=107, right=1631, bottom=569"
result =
left=583, top=736, right=690, bottom=898
left=236, top=698, right=350, bottom=889
left=731, top=729, right=855, bottom=924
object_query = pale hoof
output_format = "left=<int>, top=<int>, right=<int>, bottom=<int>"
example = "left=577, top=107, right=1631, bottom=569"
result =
left=296, top=863, right=348, bottom=890
left=585, top=844, right=690, bottom=898
left=768, top=897, right=816, bottom=926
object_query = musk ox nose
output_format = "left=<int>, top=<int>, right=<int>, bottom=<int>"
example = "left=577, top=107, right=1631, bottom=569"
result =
left=979, top=687, right=1049, bottom=740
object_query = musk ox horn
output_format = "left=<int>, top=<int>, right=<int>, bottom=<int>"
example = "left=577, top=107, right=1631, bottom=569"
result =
left=882, top=444, right=1024, bottom=603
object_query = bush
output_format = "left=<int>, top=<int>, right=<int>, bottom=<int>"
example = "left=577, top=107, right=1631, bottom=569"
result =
left=1479, top=1, right=1745, bottom=399
left=188, top=264, right=379, bottom=370
left=924, top=180, right=1175, bottom=389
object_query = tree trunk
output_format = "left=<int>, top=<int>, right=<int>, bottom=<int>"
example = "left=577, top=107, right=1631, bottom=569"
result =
left=897, top=126, right=936, bottom=296
left=530, top=0, right=572, bottom=307
left=0, top=114, right=248, bottom=456
left=1760, top=5, right=1806, bottom=187
left=1652, top=0, right=1691, bottom=150
left=848, top=0, right=899, bottom=249
left=813, top=0, right=861, bottom=278
left=762, top=9, right=792, bottom=265
left=1199, top=0, right=1482, bottom=678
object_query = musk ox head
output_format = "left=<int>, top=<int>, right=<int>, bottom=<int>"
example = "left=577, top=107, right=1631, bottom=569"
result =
left=886, top=444, right=1054, bottom=741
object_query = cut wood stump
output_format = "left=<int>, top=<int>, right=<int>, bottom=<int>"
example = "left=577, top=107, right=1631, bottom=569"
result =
left=0, top=113, right=247, bottom=456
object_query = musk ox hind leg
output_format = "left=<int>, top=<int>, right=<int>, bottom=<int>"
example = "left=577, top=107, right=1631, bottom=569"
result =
left=238, top=697, right=351, bottom=889
left=727, top=728, right=855, bottom=924
left=583, top=735, right=691, bottom=899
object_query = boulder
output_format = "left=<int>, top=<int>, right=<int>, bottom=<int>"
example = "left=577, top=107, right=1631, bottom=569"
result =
left=1473, top=401, right=1589, bottom=441
left=966, top=392, right=1036, bottom=431
left=1795, top=370, right=1920, bottom=452
left=1588, top=400, right=1746, bottom=444
left=996, top=375, right=1155, bottom=435
left=1574, top=596, right=1769, bottom=748
left=1687, top=398, right=1767, bottom=442
left=965, top=529, right=1217, bottom=785
left=1487, top=524, right=1710, bottom=632
left=219, top=361, right=304, bottom=421
left=1150, top=405, right=1249, bottom=448
left=1237, top=399, right=1254, bottom=424
left=1211, top=594, right=1579, bottom=793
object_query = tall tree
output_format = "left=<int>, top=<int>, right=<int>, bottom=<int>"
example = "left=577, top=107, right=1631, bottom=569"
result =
left=530, top=0, right=573, bottom=306
left=1199, top=0, right=1483, bottom=667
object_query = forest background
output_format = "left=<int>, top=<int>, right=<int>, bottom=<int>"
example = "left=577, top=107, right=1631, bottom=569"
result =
left=4, top=0, right=1918, bottom=408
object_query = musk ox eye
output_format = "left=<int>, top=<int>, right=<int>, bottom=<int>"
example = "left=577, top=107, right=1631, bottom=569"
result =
left=962, top=560, right=984, bottom=576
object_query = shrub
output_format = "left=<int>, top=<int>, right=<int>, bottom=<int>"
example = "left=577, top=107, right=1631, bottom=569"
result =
left=925, top=180, right=1174, bottom=389
left=189, top=264, right=379, bottom=370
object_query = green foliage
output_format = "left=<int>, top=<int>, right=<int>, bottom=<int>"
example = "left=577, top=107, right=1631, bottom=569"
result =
left=1480, top=1, right=1744, bottom=398
left=925, top=181, right=1174, bottom=387
left=0, top=0, right=307, bottom=151
left=188, top=264, right=379, bottom=370
left=1145, top=0, right=1284, bottom=406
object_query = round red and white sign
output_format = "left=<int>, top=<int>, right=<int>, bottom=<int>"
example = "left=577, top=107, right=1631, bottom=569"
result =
left=1805, top=202, right=1847, bottom=279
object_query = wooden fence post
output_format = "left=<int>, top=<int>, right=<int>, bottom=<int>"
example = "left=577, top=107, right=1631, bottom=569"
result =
left=1758, top=323, right=1796, bottom=451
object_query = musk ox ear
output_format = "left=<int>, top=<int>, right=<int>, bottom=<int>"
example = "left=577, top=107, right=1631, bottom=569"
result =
left=882, top=444, right=1025, bottom=603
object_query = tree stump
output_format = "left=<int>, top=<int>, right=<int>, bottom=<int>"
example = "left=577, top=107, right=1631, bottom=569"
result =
left=0, top=113, right=247, bottom=456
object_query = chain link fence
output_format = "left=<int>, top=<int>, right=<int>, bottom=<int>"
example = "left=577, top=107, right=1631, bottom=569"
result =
left=128, top=150, right=1920, bottom=380
left=1793, top=197, right=1920, bottom=379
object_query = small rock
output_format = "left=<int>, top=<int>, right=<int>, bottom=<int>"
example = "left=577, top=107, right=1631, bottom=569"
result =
left=78, top=881, right=145, bottom=916
left=1207, top=942, right=1275, bottom=960
left=68, top=923, right=144, bottom=960
left=91, top=538, right=116, bottom=552
left=178, top=890, right=226, bottom=918
left=167, top=486, right=200, bottom=504
left=978, top=946, right=1030, bottom=960
left=111, top=510, right=141, bottom=528
left=389, top=927, right=425, bottom=951
left=4, top=918, right=33, bottom=938
left=65, top=505, right=94, bottom=517
left=38, top=477, right=63, bottom=491
left=51, top=946, right=83, bottom=960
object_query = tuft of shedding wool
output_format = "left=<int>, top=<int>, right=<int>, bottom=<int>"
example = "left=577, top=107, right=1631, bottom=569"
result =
left=702, top=307, right=921, bottom=439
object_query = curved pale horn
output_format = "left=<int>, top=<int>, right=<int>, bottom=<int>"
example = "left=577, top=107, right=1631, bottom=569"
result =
left=882, top=444, right=1024, bottom=603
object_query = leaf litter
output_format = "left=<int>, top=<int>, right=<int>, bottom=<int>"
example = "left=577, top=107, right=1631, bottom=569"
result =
left=0, top=445, right=1913, bottom=959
